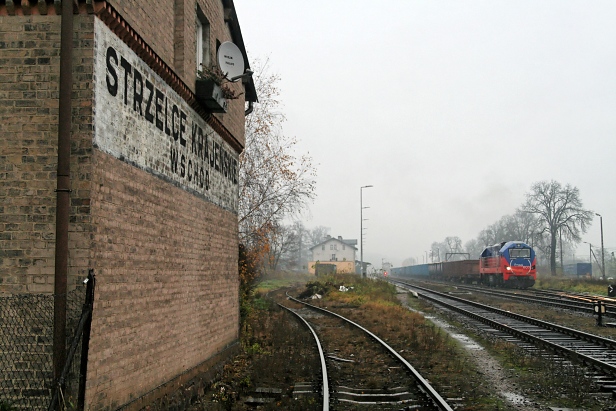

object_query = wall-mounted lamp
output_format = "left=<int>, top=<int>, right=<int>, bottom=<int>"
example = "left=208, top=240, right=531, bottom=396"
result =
left=230, top=69, right=254, bottom=82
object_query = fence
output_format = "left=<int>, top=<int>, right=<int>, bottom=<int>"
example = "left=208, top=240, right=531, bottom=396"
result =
left=0, top=274, right=93, bottom=410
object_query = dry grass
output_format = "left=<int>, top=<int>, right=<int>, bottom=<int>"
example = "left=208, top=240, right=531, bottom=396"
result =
left=535, top=274, right=611, bottom=295
left=471, top=336, right=600, bottom=407
left=304, top=275, right=504, bottom=409
left=420, top=285, right=616, bottom=410
left=155, top=272, right=616, bottom=410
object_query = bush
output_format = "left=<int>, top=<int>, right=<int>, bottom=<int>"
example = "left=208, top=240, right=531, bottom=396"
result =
left=0, top=402, right=16, bottom=411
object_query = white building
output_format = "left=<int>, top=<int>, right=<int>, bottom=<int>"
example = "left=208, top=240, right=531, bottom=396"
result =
left=309, top=235, right=358, bottom=275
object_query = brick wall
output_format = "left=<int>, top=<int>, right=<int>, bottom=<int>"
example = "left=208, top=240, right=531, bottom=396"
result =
left=194, top=0, right=246, bottom=146
left=0, top=14, right=93, bottom=294
left=0, top=4, right=246, bottom=293
left=107, top=0, right=246, bottom=147
left=86, top=150, right=239, bottom=410
left=1, top=2, right=246, bottom=408
left=86, top=13, right=242, bottom=409
left=107, top=0, right=176, bottom=71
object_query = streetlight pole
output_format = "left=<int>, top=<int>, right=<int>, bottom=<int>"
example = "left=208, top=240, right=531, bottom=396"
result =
left=360, top=185, right=373, bottom=278
left=596, top=213, right=605, bottom=280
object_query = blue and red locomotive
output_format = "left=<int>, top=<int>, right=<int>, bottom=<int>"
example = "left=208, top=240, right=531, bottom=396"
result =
left=479, top=241, right=536, bottom=288
left=390, top=241, right=537, bottom=289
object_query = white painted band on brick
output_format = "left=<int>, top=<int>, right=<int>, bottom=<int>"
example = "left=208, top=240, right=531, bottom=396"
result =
left=93, top=20, right=238, bottom=213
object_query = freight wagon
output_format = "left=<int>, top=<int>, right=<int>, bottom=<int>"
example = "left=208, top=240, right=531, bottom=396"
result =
left=391, top=240, right=537, bottom=289
left=390, top=260, right=479, bottom=283
left=430, top=259, right=480, bottom=283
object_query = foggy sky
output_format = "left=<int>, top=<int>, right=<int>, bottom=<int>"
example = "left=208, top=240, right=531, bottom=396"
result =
left=234, top=0, right=616, bottom=267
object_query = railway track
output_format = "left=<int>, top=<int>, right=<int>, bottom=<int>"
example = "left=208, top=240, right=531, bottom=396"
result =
left=528, top=287, right=616, bottom=318
left=434, top=281, right=616, bottom=320
left=396, top=278, right=616, bottom=323
left=280, top=293, right=455, bottom=411
left=392, top=280, right=616, bottom=397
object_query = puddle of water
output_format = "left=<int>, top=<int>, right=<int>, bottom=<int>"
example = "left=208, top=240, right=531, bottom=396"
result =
left=407, top=302, right=539, bottom=409
left=425, top=315, right=483, bottom=350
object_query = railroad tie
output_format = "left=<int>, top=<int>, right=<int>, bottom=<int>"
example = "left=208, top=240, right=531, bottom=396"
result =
left=244, top=387, right=283, bottom=405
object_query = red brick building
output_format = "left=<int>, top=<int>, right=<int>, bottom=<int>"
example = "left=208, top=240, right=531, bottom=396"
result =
left=0, top=0, right=256, bottom=408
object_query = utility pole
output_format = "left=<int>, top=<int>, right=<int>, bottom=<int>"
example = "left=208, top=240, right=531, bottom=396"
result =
left=596, top=213, right=605, bottom=280
left=360, top=185, right=373, bottom=277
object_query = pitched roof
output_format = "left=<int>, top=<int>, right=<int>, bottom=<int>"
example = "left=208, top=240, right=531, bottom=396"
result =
left=309, top=236, right=358, bottom=251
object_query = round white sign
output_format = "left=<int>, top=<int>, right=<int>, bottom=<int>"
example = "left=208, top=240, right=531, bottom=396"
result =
left=217, top=41, right=245, bottom=80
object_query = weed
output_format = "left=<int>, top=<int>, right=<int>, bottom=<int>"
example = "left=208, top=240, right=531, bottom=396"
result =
left=252, top=294, right=269, bottom=310
left=60, top=395, right=77, bottom=411
left=299, top=274, right=398, bottom=307
left=210, top=382, right=235, bottom=411
left=0, top=401, right=16, bottom=411
left=535, top=275, right=610, bottom=295
left=244, top=342, right=267, bottom=356
left=366, top=377, right=380, bottom=389
left=238, top=375, right=251, bottom=389
left=465, top=328, right=599, bottom=408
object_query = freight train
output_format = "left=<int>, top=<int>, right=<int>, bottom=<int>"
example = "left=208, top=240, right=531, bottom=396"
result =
left=390, top=241, right=537, bottom=288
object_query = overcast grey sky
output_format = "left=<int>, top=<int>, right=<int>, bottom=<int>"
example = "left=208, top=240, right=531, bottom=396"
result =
left=234, top=0, right=616, bottom=268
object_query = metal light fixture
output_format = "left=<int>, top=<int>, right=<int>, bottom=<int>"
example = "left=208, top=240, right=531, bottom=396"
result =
left=230, top=69, right=254, bottom=82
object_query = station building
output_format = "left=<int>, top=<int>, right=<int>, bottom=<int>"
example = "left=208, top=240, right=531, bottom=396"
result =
left=309, top=235, right=358, bottom=275
left=0, top=0, right=256, bottom=408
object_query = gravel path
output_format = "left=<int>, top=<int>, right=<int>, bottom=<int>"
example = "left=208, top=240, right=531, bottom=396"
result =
left=397, top=288, right=550, bottom=411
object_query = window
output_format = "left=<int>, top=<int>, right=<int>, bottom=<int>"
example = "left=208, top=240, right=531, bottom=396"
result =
left=330, top=245, right=333, bottom=250
left=343, top=245, right=346, bottom=250
left=196, top=7, right=210, bottom=72
left=322, top=245, right=325, bottom=250
left=331, top=254, right=336, bottom=261
left=510, top=249, right=531, bottom=258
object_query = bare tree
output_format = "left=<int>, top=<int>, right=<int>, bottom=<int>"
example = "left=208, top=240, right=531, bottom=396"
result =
left=238, top=59, right=317, bottom=292
left=280, top=220, right=311, bottom=271
left=430, top=236, right=464, bottom=261
left=477, top=223, right=503, bottom=247
left=307, top=226, right=330, bottom=248
left=508, top=210, right=538, bottom=245
left=445, top=236, right=463, bottom=253
left=238, top=59, right=317, bottom=251
left=478, top=215, right=517, bottom=246
left=288, top=221, right=307, bottom=271
left=464, top=238, right=484, bottom=259
left=430, top=241, right=444, bottom=262
left=477, top=211, right=540, bottom=248
left=521, top=180, right=594, bottom=275
left=263, top=223, right=299, bottom=273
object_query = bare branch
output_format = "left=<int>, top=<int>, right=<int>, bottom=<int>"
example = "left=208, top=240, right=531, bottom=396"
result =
left=238, top=59, right=317, bottom=255
left=521, top=180, right=594, bottom=275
